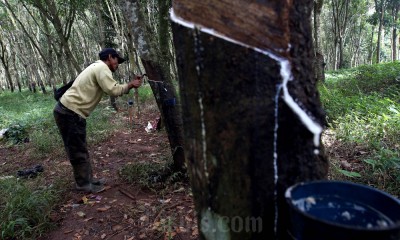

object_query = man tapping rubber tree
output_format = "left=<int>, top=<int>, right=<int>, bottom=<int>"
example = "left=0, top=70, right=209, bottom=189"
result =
left=54, top=48, right=143, bottom=193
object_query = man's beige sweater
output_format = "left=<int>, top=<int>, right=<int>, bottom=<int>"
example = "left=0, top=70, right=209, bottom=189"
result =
left=60, top=60, right=129, bottom=118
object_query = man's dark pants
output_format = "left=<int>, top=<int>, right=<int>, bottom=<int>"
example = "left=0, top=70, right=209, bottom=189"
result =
left=53, top=102, right=93, bottom=187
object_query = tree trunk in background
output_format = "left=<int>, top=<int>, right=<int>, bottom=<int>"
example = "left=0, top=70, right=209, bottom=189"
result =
left=331, top=0, right=350, bottom=69
left=40, top=13, right=56, bottom=90
left=11, top=53, right=22, bottom=92
left=120, top=0, right=186, bottom=172
left=141, top=59, right=186, bottom=171
left=45, top=0, right=80, bottom=74
left=392, top=4, right=399, bottom=61
left=0, top=38, right=14, bottom=92
left=353, top=22, right=363, bottom=67
left=125, top=20, right=143, bottom=117
left=2, top=64, right=13, bottom=92
left=369, top=28, right=376, bottom=64
left=98, top=0, right=120, bottom=111
left=314, top=0, right=325, bottom=82
left=123, top=12, right=143, bottom=117
left=376, top=0, right=387, bottom=64
left=172, top=0, right=328, bottom=239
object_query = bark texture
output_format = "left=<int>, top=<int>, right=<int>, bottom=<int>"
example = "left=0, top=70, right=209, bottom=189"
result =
left=120, top=0, right=186, bottom=171
left=173, top=0, right=291, bottom=56
left=172, top=0, right=328, bottom=239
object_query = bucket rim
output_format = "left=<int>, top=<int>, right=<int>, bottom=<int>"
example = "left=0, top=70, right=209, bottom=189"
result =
left=285, top=180, right=400, bottom=231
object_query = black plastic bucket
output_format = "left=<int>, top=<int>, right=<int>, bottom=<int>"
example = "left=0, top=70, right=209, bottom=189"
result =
left=285, top=180, right=400, bottom=240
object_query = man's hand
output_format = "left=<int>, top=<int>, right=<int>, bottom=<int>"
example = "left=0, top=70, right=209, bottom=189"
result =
left=129, top=75, right=142, bottom=89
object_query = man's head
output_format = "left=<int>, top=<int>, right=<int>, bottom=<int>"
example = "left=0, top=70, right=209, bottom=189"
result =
left=99, top=48, right=126, bottom=72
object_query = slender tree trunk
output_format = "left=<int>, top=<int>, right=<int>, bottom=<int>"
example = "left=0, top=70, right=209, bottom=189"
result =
left=96, top=0, right=120, bottom=111
left=369, top=28, right=376, bottom=64
left=313, top=0, right=325, bottom=82
left=45, top=0, right=80, bottom=74
left=331, top=0, right=350, bottom=69
left=376, top=1, right=386, bottom=63
left=334, top=40, right=339, bottom=70
left=393, top=29, right=398, bottom=61
left=172, top=0, right=328, bottom=239
left=0, top=39, right=14, bottom=92
left=11, top=53, right=22, bottom=92
left=2, top=65, right=14, bottom=92
left=353, top=21, right=363, bottom=67
left=40, top=14, right=57, bottom=90
left=392, top=6, right=399, bottom=61
left=338, top=0, right=349, bottom=69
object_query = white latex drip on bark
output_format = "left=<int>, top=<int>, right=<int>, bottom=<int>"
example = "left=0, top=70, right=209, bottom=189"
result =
left=171, top=7, right=323, bottom=237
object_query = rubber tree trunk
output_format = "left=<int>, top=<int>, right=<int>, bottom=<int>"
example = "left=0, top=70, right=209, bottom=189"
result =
left=171, top=0, right=328, bottom=239
left=119, top=0, right=186, bottom=172
left=313, top=0, right=325, bottom=82
left=141, top=59, right=186, bottom=171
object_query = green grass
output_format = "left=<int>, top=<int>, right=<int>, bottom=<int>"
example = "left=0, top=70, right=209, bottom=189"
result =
left=0, top=87, right=156, bottom=157
left=0, top=86, right=156, bottom=239
left=137, top=84, right=155, bottom=103
left=321, top=62, right=400, bottom=197
left=2, top=64, right=399, bottom=236
left=119, top=154, right=187, bottom=193
left=119, top=158, right=175, bottom=190
left=0, top=177, right=60, bottom=240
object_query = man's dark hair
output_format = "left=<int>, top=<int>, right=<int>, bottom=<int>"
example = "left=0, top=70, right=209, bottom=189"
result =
left=98, top=48, right=126, bottom=64
left=99, top=52, right=118, bottom=61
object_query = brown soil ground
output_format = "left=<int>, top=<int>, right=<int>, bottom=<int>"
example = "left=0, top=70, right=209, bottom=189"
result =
left=0, top=109, right=199, bottom=240
left=2, top=102, right=388, bottom=240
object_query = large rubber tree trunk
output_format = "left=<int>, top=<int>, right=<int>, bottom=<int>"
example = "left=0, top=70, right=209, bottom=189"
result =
left=171, top=0, right=328, bottom=239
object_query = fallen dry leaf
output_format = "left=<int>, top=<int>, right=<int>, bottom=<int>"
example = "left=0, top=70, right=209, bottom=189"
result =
left=82, top=196, right=88, bottom=204
left=173, top=187, right=185, bottom=193
left=340, top=160, right=352, bottom=169
left=61, top=161, right=70, bottom=166
left=192, top=227, right=199, bottom=236
left=97, top=205, right=111, bottom=212
left=74, top=233, right=82, bottom=240
left=164, top=231, right=177, bottom=239
left=112, top=224, right=124, bottom=231
left=76, top=211, right=86, bottom=217
left=177, top=227, right=188, bottom=233
left=139, top=233, right=146, bottom=239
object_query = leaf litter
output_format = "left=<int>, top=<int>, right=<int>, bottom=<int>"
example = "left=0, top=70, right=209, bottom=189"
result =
left=1, top=110, right=198, bottom=240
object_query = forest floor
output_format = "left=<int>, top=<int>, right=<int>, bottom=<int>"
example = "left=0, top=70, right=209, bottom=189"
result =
left=0, top=103, right=368, bottom=240
left=0, top=108, right=199, bottom=240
